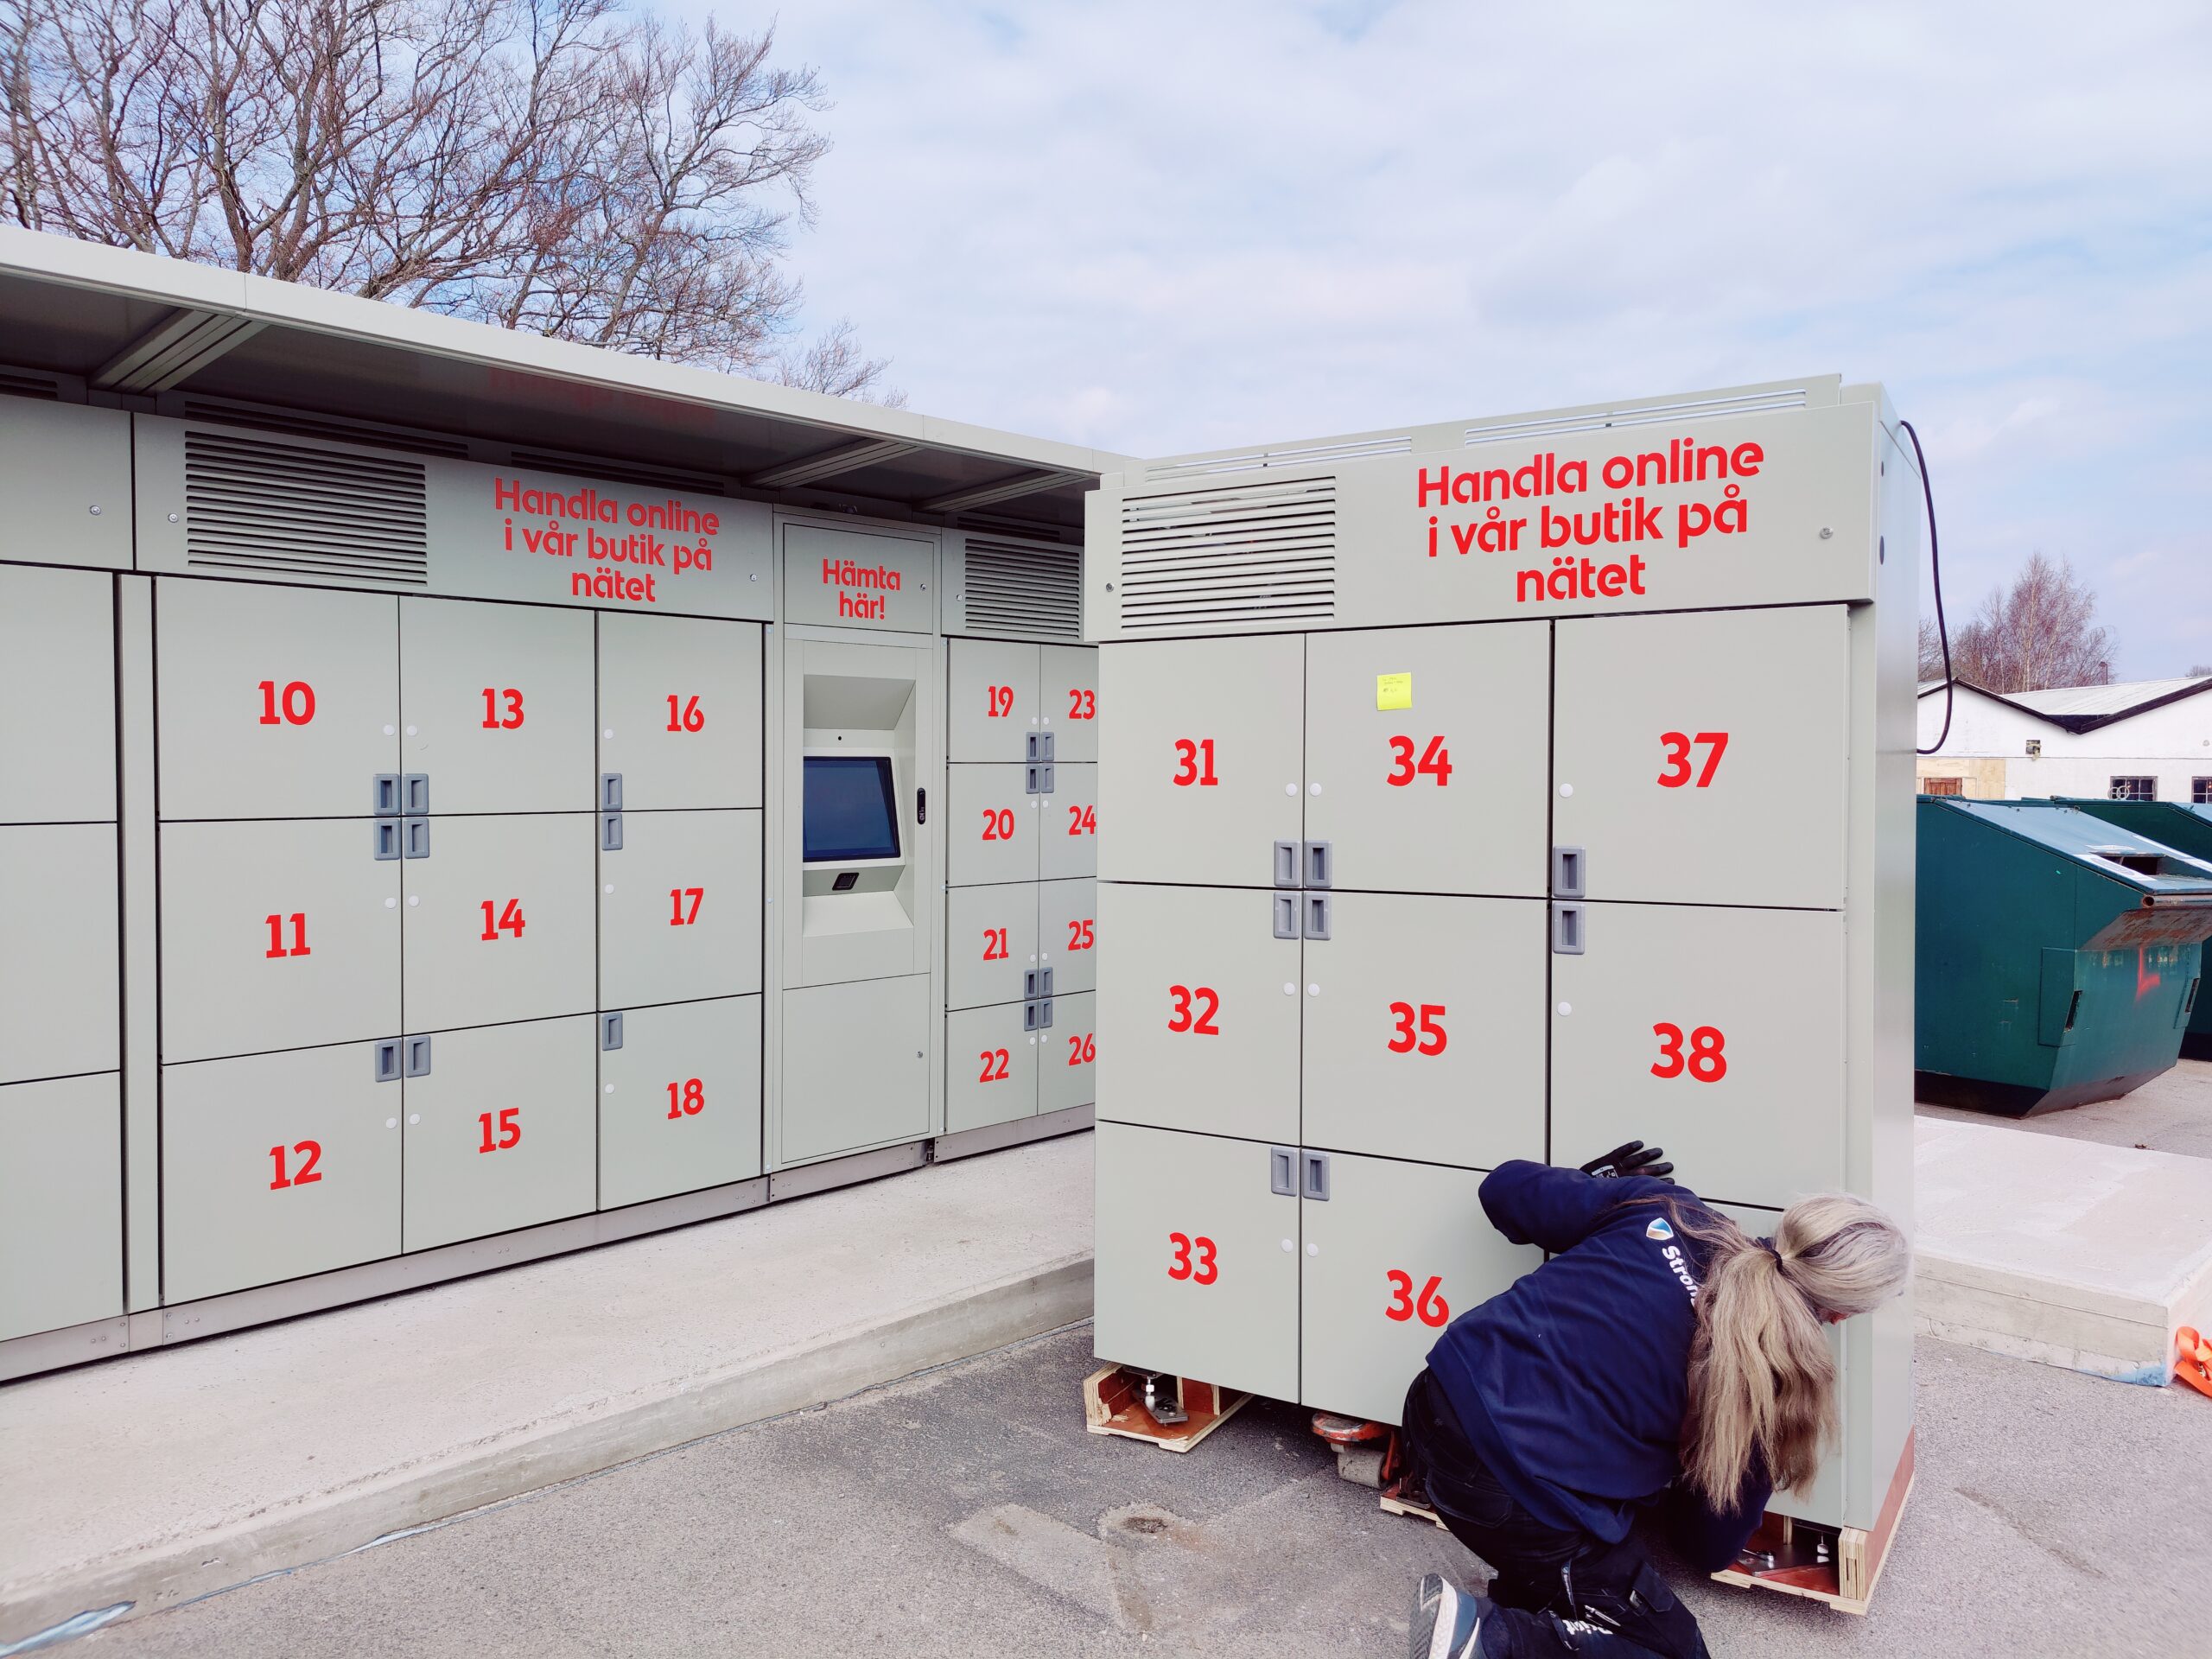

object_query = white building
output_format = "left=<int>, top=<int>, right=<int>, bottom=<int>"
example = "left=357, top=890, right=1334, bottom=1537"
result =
left=1915, top=676, right=2212, bottom=802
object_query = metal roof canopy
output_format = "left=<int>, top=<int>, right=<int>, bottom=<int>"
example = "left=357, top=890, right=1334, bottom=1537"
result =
left=1937, top=798, right=2212, bottom=894
left=0, top=228, right=1121, bottom=536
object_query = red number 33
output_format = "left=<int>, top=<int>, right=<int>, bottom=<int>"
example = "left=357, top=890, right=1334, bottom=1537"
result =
left=1167, top=1231, right=1218, bottom=1284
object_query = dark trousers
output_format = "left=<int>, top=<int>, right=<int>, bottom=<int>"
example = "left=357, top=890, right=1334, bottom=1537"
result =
left=1401, top=1370, right=1710, bottom=1659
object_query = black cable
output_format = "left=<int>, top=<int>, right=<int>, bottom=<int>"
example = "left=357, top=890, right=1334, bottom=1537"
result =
left=1902, top=417, right=1951, bottom=754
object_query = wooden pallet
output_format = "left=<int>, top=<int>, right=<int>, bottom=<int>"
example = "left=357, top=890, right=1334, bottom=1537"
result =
left=1082, top=1364, right=1251, bottom=1452
left=1711, top=1429, right=1916, bottom=1616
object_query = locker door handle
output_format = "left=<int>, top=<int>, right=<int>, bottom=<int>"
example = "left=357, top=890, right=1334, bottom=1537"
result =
left=373, top=820, right=401, bottom=861
left=1273, top=841, right=1299, bottom=888
left=1272, top=893, right=1299, bottom=940
left=601, top=1012, right=624, bottom=1051
left=916, top=787, right=926, bottom=824
left=1269, top=1147, right=1297, bottom=1197
left=1027, top=732, right=1055, bottom=764
left=1552, top=845, right=1586, bottom=899
left=600, top=772, right=623, bottom=811
left=372, top=774, right=402, bottom=816
left=373, top=1039, right=402, bottom=1083
left=601, top=811, right=624, bottom=852
left=403, top=774, right=430, bottom=813
left=1024, top=763, right=1043, bottom=795
left=1303, top=894, right=1332, bottom=940
left=403, top=817, right=431, bottom=859
left=1552, top=902, right=1586, bottom=955
left=1024, top=968, right=1055, bottom=998
left=404, top=1035, right=432, bottom=1077
left=1303, top=841, right=1332, bottom=889
left=1301, top=1151, right=1331, bottom=1202
left=1023, top=998, right=1055, bottom=1032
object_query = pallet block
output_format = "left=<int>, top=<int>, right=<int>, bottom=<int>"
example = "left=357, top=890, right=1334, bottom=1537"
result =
left=1711, top=1430, right=1916, bottom=1616
left=1082, top=1363, right=1250, bottom=1452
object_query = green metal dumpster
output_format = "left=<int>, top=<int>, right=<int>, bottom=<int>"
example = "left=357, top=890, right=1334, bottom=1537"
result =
left=1917, top=798, right=2212, bottom=1116
left=2058, top=797, right=2212, bottom=1058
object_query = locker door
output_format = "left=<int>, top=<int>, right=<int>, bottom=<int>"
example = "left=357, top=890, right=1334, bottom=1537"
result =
left=156, top=580, right=399, bottom=820
left=1551, top=902, right=1847, bottom=1211
left=779, top=975, right=931, bottom=1163
left=0, top=564, right=116, bottom=823
left=0, top=824, right=119, bottom=1083
left=1300, top=893, right=1545, bottom=1170
left=160, top=818, right=399, bottom=1063
left=1039, top=991, right=1096, bottom=1115
left=1098, top=634, right=1305, bottom=887
left=946, top=764, right=1039, bottom=887
left=1039, top=763, right=1097, bottom=880
left=1092, top=1122, right=1299, bottom=1402
left=1553, top=607, right=1848, bottom=909
left=400, top=598, right=594, bottom=813
left=1303, top=622, right=1549, bottom=897
left=1041, top=645, right=1099, bottom=765
left=599, top=995, right=763, bottom=1208
left=402, top=1015, right=596, bottom=1251
left=162, top=1042, right=403, bottom=1302
left=1093, top=884, right=1300, bottom=1145
left=946, top=882, right=1040, bottom=1010
left=1300, top=1153, right=1541, bottom=1425
left=600, top=809, right=765, bottom=1007
left=946, top=1001, right=1039, bottom=1133
left=1037, top=879, right=1096, bottom=996
left=947, top=639, right=1039, bottom=761
left=402, top=814, right=596, bottom=1032
left=0, top=1073, right=123, bottom=1341
left=598, top=614, right=764, bottom=810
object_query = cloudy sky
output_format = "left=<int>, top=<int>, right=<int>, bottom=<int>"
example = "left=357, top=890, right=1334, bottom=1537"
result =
left=695, top=1, right=2210, bottom=678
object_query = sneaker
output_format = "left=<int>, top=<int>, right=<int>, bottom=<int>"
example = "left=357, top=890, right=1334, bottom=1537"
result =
left=1408, top=1572, right=1484, bottom=1659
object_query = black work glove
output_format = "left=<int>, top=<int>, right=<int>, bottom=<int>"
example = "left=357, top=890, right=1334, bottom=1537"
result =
left=1580, top=1141, right=1675, bottom=1180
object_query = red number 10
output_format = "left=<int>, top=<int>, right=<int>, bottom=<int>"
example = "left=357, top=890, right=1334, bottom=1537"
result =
left=257, top=680, right=315, bottom=725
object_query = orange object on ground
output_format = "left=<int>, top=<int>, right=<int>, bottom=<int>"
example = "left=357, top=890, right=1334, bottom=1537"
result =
left=2177, top=1326, right=2212, bottom=1399
left=1311, top=1412, right=1389, bottom=1446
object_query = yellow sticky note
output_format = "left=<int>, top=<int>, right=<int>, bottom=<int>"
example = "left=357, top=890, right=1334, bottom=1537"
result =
left=1376, top=672, right=1413, bottom=712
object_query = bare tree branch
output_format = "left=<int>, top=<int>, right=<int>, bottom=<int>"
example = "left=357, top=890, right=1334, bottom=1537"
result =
left=1938, top=552, right=2118, bottom=693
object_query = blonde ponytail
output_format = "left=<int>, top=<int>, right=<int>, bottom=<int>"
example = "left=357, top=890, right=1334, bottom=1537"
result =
left=1643, top=1193, right=1910, bottom=1511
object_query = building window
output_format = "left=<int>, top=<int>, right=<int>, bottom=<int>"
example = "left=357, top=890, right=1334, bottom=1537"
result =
left=1924, top=778, right=1965, bottom=797
left=2195, top=778, right=2212, bottom=804
left=2110, top=776, right=2157, bottom=801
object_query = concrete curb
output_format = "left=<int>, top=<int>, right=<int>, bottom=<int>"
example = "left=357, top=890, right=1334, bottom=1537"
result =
left=3, top=1254, right=1093, bottom=1647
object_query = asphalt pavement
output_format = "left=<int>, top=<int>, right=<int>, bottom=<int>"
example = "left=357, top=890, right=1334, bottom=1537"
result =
left=73, top=1323, right=2209, bottom=1658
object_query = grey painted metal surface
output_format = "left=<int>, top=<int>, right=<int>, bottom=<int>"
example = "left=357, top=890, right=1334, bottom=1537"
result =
left=947, top=637, right=1039, bottom=761
left=0, top=397, right=132, bottom=570
left=945, top=882, right=1039, bottom=1010
left=162, top=1040, right=403, bottom=1302
left=1038, top=879, right=1097, bottom=996
left=946, top=762, right=1039, bottom=887
left=1041, top=644, right=1100, bottom=764
left=597, top=616, right=764, bottom=810
left=597, top=808, right=763, bottom=1007
left=1037, top=990, right=1096, bottom=1116
left=1040, top=762, right=1097, bottom=880
left=401, top=1015, right=597, bottom=1253
left=945, top=1001, right=1039, bottom=1134
left=594, top=994, right=763, bottom=1210
left=0, top=1071, right=123, bottom=1341
left=0, top=823, right=119, bottom=1083
left=779, top=975, right=931, bottom=1164
left=402, top=812, right=597, bottom=1031
left=399, top=598, right=595, bottom=813
left=0, top=563, right=117, bottom=822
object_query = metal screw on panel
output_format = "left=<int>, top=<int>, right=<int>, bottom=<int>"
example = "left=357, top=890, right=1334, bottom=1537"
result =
left=1819, top=526, right=1834, bottom=539
left=1104, top=582, right=1116, bottom=593
left=168, top=512, right=180, bottom=524
left=919, top=582, right=927, bottom=590
left=88, top=504, right=100, bottom=515
left=916, top=1051, right=924, bottom=1058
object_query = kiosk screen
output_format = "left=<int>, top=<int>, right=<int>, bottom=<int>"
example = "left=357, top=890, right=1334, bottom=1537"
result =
left=804, top=755, right=901, bottom=863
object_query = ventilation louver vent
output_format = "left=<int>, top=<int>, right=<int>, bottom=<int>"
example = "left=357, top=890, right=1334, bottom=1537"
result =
left=0, top=366, right=67, bottom=400
left=962, top=537, right=1082, bottom=640
left=176, top=397, right=472, bottom=458
left=1116, top=476, right=1335, bottom=633
left=185, top=430, right=430, bottom=586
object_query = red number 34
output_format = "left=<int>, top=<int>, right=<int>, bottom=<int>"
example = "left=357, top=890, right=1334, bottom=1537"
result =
left=1167, top=1231, right=1218, bottom=1284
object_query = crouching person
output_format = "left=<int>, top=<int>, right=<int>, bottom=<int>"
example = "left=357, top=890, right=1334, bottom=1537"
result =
left=1401, top=1145, right=1910, bottom=1659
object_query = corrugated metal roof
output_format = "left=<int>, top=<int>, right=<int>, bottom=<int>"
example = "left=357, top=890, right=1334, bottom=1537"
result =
left=1938, top=799, right=2212, bottom=893
left=2008, top=677, right=2212, bottom=717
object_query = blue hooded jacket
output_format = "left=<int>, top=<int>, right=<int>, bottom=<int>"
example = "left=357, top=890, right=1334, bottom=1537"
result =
left=1423, top=1160, right=1770, bottom=1571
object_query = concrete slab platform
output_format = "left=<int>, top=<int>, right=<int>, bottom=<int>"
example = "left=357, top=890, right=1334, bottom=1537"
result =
left=1912, top=1115, right=2212, bottom=1383
left=0, top=1135, right=1094, bottom=1649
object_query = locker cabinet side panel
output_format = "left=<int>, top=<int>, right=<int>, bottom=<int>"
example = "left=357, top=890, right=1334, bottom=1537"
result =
left=156, top=580, right=401, bottom=821
left=599, top=994, right=763, bottom=1208
left=1302, top=622, right=1549, bottom=898
left=162, top=1043, right=403, bottom=1302
left=402, top=1016, right=596, bottom=1251
left=1549, top=903, right=1847, bottom=1211
left=1300, top=1154, right=1541, bottom=1425
left=1300, top=893, right=1545, bottom=1170
left=945, top=1002, right=1039, bottom=1134
left=1094, top=883, right=1300, bottom=1145
left=1092, top=1122, right=1299, bottom=1402
left=157, top=818, right=401, bottom=1063
left=0, top=1072, right=124, bottom=1341
left=400, top=598, right=595, bottom=812
left=1552, top=607, right=1849, bottom=911
left=1097, top=635, right=1305, bottom=887
left=0, top=824, right=120, bottom=1084
left=0, top=563, right=118, bottom=822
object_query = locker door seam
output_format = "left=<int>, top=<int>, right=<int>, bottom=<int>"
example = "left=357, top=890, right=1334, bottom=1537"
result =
left=110, top=573, right=131, bottom=1313
left=1545, top=620, right=1554, bottom=1169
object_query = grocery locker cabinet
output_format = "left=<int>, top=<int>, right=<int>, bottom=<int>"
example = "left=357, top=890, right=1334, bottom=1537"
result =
left=946, top=637, right=1100, bottom=766
left=945, top=878, right=1096, bottom=1012
left=947, top=989, right=1096, bottom=1135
